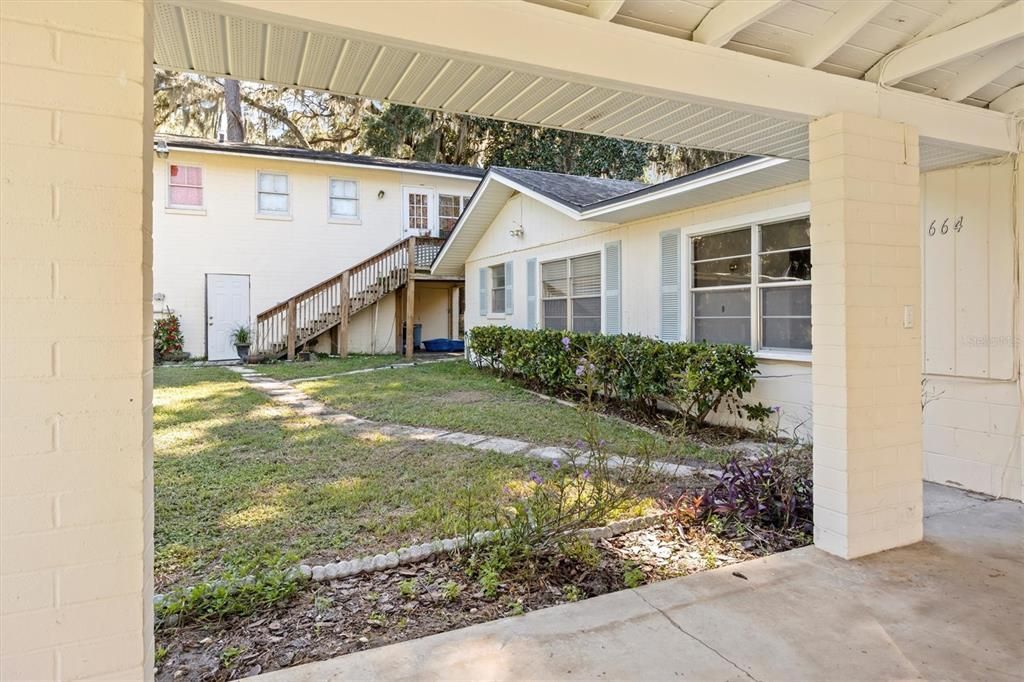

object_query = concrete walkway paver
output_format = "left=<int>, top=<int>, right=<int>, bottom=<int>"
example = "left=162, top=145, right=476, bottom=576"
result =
left=257, top=484, right=1023, bottom=681
left=229, top=366, right=715, bottom=479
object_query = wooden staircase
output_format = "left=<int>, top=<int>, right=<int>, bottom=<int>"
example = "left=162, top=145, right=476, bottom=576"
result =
left=251, top=236, right=446, bottom=360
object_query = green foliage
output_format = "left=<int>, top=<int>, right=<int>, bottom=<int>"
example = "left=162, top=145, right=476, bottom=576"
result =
left=507, top=600, right=525, bottom=616
left=155, top=556, right=304, bottom=628
left=398, top=579, right=417, bottom=599
left=622, top=563, right=645, bottom=588
left=230, top=325, right=251, bottom=345
left=220, top=646, right=245, bottom=668
left=468, top=327, right=760, bottom=426
left=442, top=581, right=462, bottom=601
left=154, top=313, right=184, bottom=356
left=562, top=585, right=584, bottom=602
left=559, top=537, right=602, bottom=569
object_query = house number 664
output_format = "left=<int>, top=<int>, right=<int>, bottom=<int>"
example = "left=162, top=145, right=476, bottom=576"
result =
left=927, top=216, right=964, bottom=236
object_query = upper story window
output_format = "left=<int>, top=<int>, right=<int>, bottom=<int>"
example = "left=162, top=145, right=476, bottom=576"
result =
left=257, top=171, right=290, bottom=216
left=329, top=178, right=359, bottom=221
left=439, top=194, right=471, bottom=238
left=542, top=253, right=601, bottom=333
left=691, top=217, right=811, bottom=352
left=168, top=164, right=203, bottom=209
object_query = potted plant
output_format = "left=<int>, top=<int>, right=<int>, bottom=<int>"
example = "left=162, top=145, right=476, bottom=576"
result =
left=231, top=325, right=251, bottom=361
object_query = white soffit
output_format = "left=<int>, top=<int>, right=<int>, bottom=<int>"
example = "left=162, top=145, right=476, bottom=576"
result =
left=154, top=0, right=1015, bottom=170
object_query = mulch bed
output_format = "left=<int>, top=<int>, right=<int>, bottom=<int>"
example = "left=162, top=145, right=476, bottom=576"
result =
left=156, top=519, right=806, bottom=681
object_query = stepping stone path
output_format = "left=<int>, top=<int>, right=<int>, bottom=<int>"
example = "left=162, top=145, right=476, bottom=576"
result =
left=228, top=366, right=718, bottom=479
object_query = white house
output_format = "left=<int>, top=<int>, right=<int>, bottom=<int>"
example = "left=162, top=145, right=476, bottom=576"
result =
left=153, top=135, right=482, bottom=360
left=433, top=157, right=1022, bottom=503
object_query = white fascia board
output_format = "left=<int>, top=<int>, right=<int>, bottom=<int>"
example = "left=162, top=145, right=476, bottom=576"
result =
left=208, top=0, right=1018, bottom=154
left=164, top=143, right=483, bottom=182
left=578, top=157, right=791, bottom=221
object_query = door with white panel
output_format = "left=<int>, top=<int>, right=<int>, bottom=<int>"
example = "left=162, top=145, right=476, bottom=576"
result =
left=403, top=187, right=437, bottom=237
left=206, top=274, right=250, bottom=361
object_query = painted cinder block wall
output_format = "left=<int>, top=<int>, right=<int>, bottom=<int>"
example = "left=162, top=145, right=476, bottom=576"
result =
left=464, top=163, right=1021, bottom=501
left=0, top=0, right=153, bottom=678
left=153, top=150, right=477, bottom=357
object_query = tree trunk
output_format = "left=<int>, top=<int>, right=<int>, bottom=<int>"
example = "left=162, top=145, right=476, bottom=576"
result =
left=223, top=79, right=244, bottom=142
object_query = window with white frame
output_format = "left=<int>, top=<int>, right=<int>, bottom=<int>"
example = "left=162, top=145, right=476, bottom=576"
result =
left=329, top=178, right=359, bottom=221
left=690, top=217, right=811, bottom=351
left=257, top=171, right=289, bottom=215
left=406, top=191, right=430, bottom=233
left=168, top=164, right=203, bottom=209
left=490, top=264, right=506, bottom=314
left=439, top=194, right=469, bottom=237
left=542, top=253, right=601, bottom=333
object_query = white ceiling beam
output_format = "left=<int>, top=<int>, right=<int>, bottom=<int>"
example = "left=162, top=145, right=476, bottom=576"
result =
left=692, top=0, right=785, bottom=48
left=989, top=84, right=1024, bottom=113
left=194, top=0, right=1018, bottom=154
left=866, top=1, right=1023, bottom=86
left=787, top=1, right=890, bottom=68
left=933, top=38, right=1024, bottom=102
left=906, top=0, right=1005, bottom=46
left=582, top=0, right=625, bottom=22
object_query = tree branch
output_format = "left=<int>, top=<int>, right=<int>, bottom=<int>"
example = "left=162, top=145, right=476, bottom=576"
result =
left=240, top=95, right=311, bottom=148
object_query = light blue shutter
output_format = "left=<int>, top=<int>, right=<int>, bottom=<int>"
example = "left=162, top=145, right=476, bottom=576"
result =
left=479, top=267, right=488, bottom=316
left=660, top=230, right=681, bottom=341
left=603, top=241, right=621, bottom=335
left=526, top=258, right=538, bottom=329
left=504, top=261, right=514, bottom=315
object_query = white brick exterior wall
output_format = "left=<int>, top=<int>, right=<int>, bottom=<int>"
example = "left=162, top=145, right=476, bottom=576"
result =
left=809, top=112, right=923, bottom=558
left=1, top=1, right=152, bottom=678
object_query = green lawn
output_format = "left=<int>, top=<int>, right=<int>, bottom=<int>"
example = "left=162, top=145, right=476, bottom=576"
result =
left=298, top=360, right=659, bottom=454
left=154, top=367, right=542, bottom=590
left=256, top=354, right=407, bottom=380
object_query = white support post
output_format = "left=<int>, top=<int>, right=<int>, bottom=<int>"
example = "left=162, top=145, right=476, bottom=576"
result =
left=809, top=112, right=924, bottom=559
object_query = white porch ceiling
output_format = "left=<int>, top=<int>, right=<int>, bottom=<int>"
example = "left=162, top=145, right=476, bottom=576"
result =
left=153, top=1, right=1021, bottom=170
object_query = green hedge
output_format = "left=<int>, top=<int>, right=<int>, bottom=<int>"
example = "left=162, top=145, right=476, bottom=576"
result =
left=468, top=326, right=760, bottom=424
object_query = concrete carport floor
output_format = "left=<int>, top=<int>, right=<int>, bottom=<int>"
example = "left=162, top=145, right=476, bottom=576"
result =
left=260, top=484, right=1022, bottom=681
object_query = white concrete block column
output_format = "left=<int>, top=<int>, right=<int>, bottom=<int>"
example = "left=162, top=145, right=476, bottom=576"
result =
left=809, top=112, right=923, bottom=559
left=0, top=1, right=153, bottom=678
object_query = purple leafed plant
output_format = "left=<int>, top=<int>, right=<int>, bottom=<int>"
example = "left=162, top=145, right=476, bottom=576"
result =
left=703, top=457, right=813, bottom=532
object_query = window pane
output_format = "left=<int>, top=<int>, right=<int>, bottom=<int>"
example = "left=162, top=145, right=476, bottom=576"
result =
left=492, top=288, right=505, bottom=313
left=491, top=265, right=505, bottom=289
left=330, top=179, right=357, bottom=199
left=759, top=248, right=811, bottom=282
left=692, top=290, right=750, bottom=317
left=761, top=287, right=811, bottom=350
left=761, top=286, right=810, bottom=316
left=693, top=256, right=751, bottom=287
left=762, top=318, right=811, bottom=349
left=572, top=296, right=601, bottom=333
left=570, top=253, right=601, bottom=297
left=258, top=173, right=276, bottom=192
left=273, top=174, right=288, bottom=193
left=169, top=186, right=202, bottom=207
left=543, top=299, right=567, bottom=330
left=693, top=317, right=751, bottom=345
left=693, top=228, right=750, bottom=261
left=259, top=192, right=288, bottom=213
left=331, top=198, right=358, bottom=217
left=760, top=218, right=810, bottom=252
left=542, top=260, right=568, bottom=298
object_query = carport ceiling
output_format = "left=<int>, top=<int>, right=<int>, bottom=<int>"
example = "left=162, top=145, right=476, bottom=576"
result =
left=154, top=1, right=1022, bottom=170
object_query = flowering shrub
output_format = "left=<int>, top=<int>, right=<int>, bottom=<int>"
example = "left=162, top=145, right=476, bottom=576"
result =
left=468, top=326, right=759, bottom=425
left=154, top=314, right=184, bottom=356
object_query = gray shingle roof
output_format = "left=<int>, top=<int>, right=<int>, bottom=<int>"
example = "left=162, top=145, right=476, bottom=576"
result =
left=491, top=166, right=647, bottom=210
left=156, top=134, right=486, bottom=178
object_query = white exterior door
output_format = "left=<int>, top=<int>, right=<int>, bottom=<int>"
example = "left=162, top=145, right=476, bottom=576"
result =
left=206, top=274, right=250, bottom=361
left=403, top=186, right=436, bottom=237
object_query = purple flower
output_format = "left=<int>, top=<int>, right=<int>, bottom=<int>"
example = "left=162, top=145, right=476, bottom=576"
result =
left=771, top=406, right=781, bottom=413
left=575, top=439, right=586, bottom=450
left=528, top=471, right=544, bottom=485
left=551, top=459, right=561, bottom=469
left=561, top=337, right=571, bottom=350
left=575, top=364, right=585, bottom=377
left=598, top=439, right=607, bottom=447
left=502, top=486, right=511, bottom=495
left=582, top=470, right=591, bottom=480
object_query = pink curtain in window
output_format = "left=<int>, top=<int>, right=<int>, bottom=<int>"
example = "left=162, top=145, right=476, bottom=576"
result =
left=169, top=186, right=202, bottom=206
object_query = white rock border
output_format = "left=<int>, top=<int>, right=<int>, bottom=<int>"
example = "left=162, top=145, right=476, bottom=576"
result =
left=154, top=513, right=669, bottom=608
left=301, top=513, right=668, bottom=583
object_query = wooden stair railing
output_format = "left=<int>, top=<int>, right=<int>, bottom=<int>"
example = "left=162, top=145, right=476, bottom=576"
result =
left=253, top=236, right=438, bottom=360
